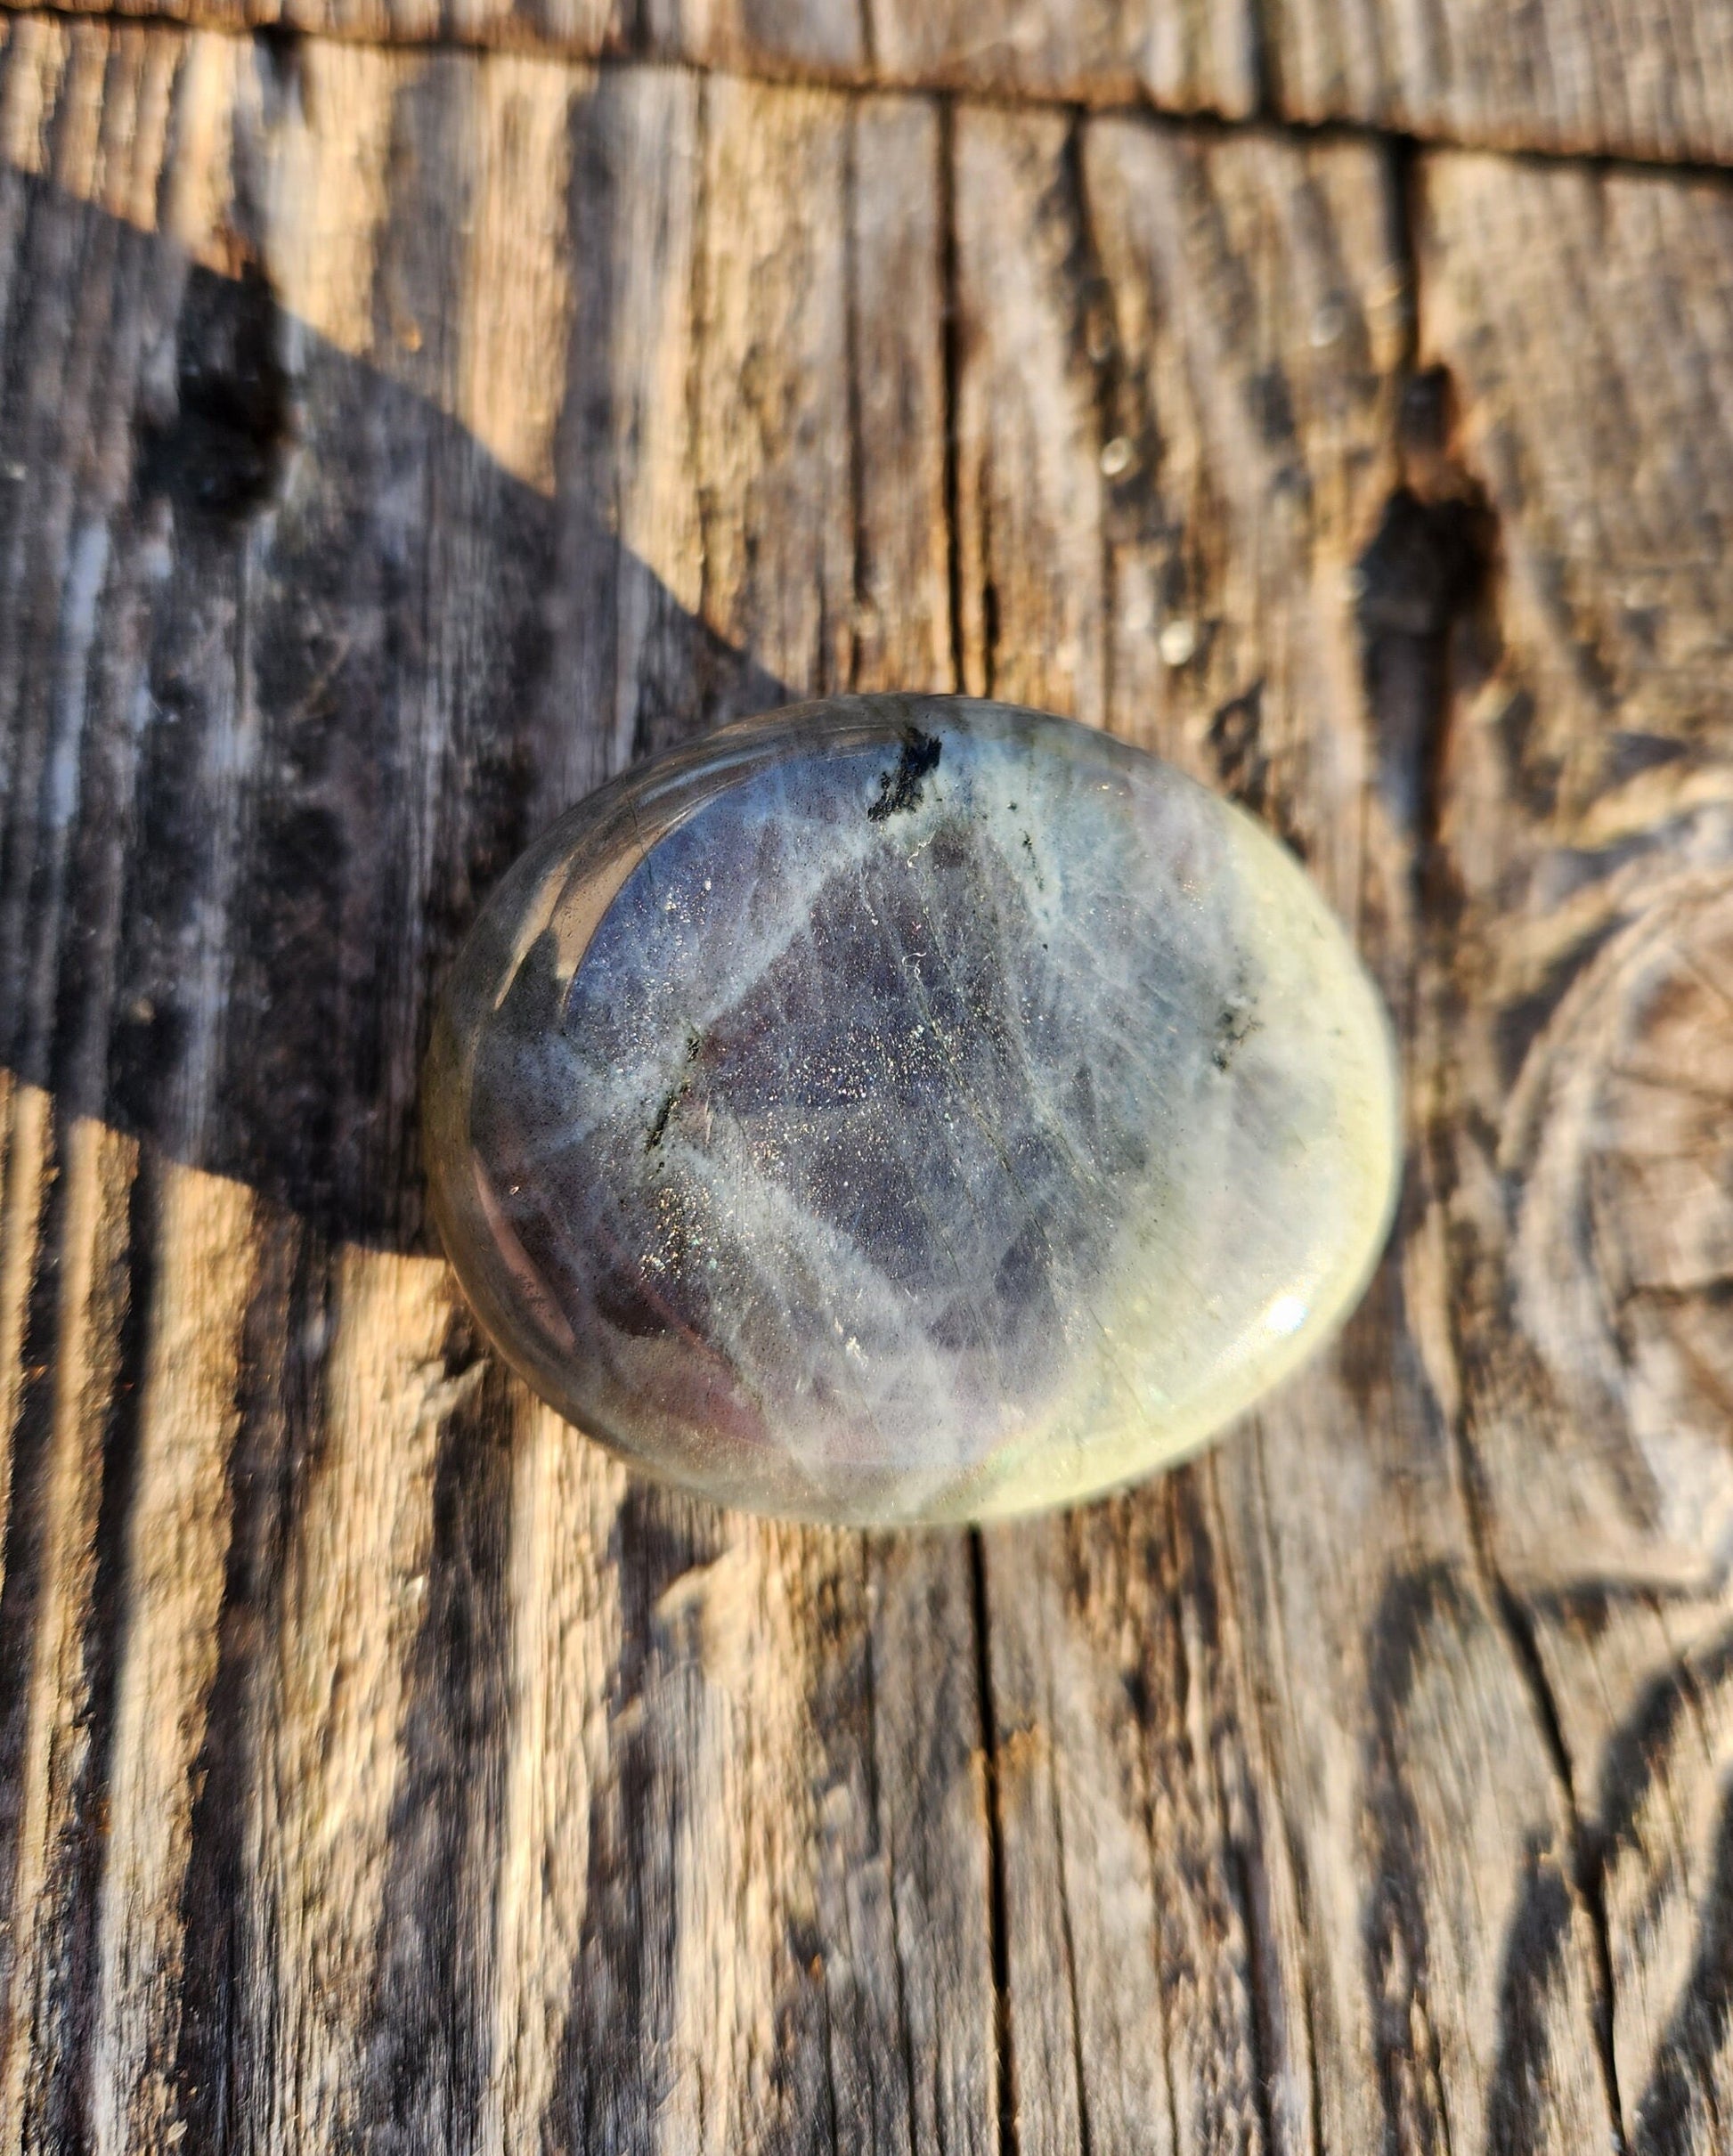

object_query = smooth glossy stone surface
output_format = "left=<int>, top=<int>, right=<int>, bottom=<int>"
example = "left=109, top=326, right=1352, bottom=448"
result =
left=425, top=696, right=1399, bottom=1524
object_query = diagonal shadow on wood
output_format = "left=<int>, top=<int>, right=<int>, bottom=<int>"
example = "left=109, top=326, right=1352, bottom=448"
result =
left=0, top=190, right=788, bottom=1261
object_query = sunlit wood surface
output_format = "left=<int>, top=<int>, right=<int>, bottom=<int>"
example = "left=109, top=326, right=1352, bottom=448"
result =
left=2, top=5, right=1733, bottom=2149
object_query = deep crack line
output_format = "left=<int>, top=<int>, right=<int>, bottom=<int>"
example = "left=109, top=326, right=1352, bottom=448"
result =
left=938, top=94, right=967, bottom=700
left=969, top=1529, right=1020, bottom=2156
left=1041, top=1634, right=1094, bottom=2156
left=1435, top=1224, right=1631, bottom=2152
left=1488, top=1560, right=1631, bottom=2156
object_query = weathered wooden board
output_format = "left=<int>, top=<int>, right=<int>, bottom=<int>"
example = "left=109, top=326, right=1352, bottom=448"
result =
left=0, top=10, right=1730, bottom=2155
left=950, top=102, right=1619, bottom=2156
left=1414, top=149, right=1733, bottom=2155
left=1271, top=0, right=1733, bottom=163
left=0, top=0, right=1263, bottom=119
left=11, top=0, right=1733, bottom=164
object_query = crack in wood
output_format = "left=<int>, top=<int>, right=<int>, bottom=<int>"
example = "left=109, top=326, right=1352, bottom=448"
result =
left=1040, top=1636, right=1094, bottom=2156
left=969, top=1530, right=1019, bottom=2156
left=938, top=96, right=966, bottom=698
left=1493, top=1569, right=1632, bottom=2156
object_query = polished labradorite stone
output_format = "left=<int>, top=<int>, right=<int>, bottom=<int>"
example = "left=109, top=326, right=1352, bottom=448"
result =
left=424, top=696, right=1398, bottom=1524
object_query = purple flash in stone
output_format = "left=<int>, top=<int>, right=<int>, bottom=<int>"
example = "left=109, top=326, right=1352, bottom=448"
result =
left=423, top=696, right=1398, bottom=1524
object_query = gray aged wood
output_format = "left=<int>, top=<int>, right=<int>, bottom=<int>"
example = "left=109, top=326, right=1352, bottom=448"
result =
left=0, top=9, right=1731, bottom=2154
left=1415, top=150, right=1733, bottom=2152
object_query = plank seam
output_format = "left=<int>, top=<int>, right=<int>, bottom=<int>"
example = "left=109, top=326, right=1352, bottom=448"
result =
left=1242, top=0, right=1281, bottom=118
left=857, top=1554, right=926, bottom=2156
left=1062, top=114, right=1116, bottom=741
left=1039, top=1622, right=1094, bottom=2156
left=842, top=104, right=866, bottom=698
left=967, top=1532, right=1017, bottom=2156
left=937, top=95, right=964, bottom=699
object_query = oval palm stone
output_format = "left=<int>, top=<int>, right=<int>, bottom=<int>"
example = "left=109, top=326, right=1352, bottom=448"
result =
left=424, top=696, right=1398, bottom=1524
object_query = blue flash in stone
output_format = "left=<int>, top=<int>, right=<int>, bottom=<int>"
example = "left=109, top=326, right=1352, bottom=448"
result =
left=423, top=696, right=1399, bottom=1524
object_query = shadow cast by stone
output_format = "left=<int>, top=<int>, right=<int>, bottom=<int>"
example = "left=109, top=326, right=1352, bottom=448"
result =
left=0, top=187, right=786, bottom=1260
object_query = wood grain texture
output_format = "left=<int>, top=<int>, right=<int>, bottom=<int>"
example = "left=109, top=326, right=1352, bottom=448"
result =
left=1270, top=0, right=1733, bottom=164
left=0, top=0, right=1258, bottom=118
left=1414, top=148, right=1733, bottom=2155
left=0, top=9, right=1730, bottom=2153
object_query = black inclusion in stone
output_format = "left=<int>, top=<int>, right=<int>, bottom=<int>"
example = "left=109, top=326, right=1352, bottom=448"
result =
left=866, top=728, right=942, bottom=821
